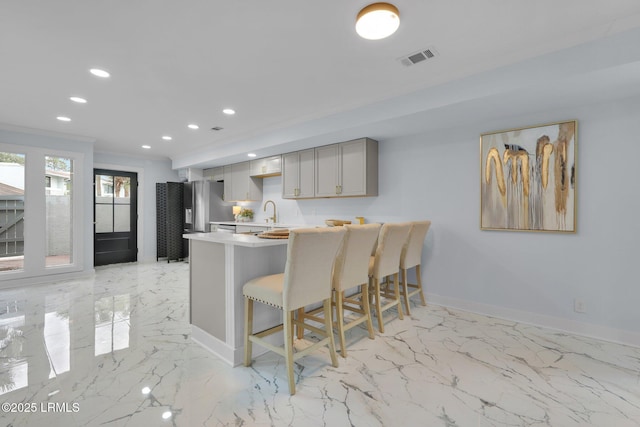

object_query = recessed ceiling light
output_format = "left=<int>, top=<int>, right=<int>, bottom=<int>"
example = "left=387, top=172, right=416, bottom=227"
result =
left=142, top=145, right=151, bottom=149
left=162, top=136, right=172, bottom=141
left=69, top=96, right=87, bottom=104
left=162, top=411, right=172, bottom=420
left=247, top=153, right=257, bottom=158
left=141, top=387, right=151, bottom=395
left=89, top=68, right=110, bottom=78
left=187, top=124, right=199, bottom=130
left=222, top=108, right=235, bottom=115
left=56, top=116, right=71, bottom=122
left=356, top=3, right=400, bottom=40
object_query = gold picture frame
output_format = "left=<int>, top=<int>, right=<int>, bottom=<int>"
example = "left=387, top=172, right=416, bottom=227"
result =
left=480, top=120, right=577, bottom=232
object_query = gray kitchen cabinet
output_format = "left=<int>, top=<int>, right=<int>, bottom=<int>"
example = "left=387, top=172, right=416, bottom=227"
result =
left=211, top=166, right=224, bottom=181
left=235, top=224, right=269, bottom=233
left=228, top=161, right=263, bottom=201
left=315, top=138, right=378, bottom=197
left=223, top=165, right=233, bottom=201
left=250, top=155, right=282, bottom=177
left=282, top=149, right=315, bottom=199
left=203, top=166, right=224, bottom=181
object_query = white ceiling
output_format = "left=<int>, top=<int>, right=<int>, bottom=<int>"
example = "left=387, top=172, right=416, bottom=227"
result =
left=2, top=1, right=640, bottom=169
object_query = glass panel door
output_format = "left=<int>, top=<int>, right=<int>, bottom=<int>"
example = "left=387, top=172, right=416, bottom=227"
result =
left=93, top=169, right=137, bottom=266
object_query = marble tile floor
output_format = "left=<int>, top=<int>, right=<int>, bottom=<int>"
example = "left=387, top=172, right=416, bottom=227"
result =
left=1, top=262, right=639, bottom=427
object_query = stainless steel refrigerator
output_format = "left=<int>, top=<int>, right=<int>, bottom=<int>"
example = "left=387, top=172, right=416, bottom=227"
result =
left=183, top=180, right=234, bottom=233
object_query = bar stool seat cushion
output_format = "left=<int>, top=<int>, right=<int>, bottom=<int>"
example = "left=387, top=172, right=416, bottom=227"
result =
left=243, top=273, right=284, bottom=308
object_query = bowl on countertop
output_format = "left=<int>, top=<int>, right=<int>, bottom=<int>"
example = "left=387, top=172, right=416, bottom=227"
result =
left=325, top=219, right=352, bottom=227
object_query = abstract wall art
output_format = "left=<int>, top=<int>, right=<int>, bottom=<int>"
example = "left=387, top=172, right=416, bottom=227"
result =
left=480, top=120, right=577, bottom=232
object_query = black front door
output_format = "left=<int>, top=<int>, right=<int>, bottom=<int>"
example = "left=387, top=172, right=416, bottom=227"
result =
left=94, top=169, right=138, bottom=266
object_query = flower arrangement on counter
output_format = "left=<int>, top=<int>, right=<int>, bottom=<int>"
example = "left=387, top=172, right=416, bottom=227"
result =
left=238, top=208, right=254, bottom=222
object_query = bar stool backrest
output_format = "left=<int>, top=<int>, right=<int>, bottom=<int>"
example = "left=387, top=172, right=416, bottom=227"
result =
left=283, top=227, right=346, bottom=311
left=400, top=221, right=431, bottom=270
left=333, top=224, right=381, bottom=291
left=371, top=222, right=411, bottom=280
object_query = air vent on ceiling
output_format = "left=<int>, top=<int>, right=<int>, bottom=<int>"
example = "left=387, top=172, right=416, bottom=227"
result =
left=398, top=47, right=438, bottom=67
left=210, top=126, right=224, bottom=131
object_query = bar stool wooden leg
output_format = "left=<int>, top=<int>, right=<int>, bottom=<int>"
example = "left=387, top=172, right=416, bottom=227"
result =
left=394, top=272, right=404, bottom=319
left=416, top=265, right=426, bottom=306
left=361, top=283, right=375, bottom=339
left=401, top=268, right=411, bottom=315
left=283, top=310, right=296, bottom=395
left=335, top=290, right=347, bottom=358
left=373, top=277, right=384, bottom=333
left=323, top=298, right=339, bottom=367
left=244, top=298, right=253, bottom=367
left=296, top=308, right=305, bottom=340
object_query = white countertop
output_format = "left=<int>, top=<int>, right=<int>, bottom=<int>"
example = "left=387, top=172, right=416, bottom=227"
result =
left=209, top=221, right=305, bottom=229
left=183, top=231, right=289, bottom=247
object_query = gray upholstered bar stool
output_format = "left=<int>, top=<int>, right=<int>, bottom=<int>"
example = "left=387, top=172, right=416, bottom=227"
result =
left=243, top=227, right=346, bottom=395
left=369, top=222, right=412, bottom=333
left=297, top=223, right=381, bottom=358
left=399, top=220, right=431, bottom=315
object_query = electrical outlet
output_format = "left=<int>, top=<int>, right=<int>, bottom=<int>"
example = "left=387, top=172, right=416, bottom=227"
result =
left=574, top=298, right=586, bottom=313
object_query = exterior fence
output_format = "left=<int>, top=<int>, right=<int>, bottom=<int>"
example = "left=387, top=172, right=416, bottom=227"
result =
left=0, top=195, right=71, bottom=258
left=0, top=196, right=24, bottom=257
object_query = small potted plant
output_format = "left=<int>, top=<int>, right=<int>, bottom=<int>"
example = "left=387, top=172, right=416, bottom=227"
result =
left=239, top=208, right=254, bottom=222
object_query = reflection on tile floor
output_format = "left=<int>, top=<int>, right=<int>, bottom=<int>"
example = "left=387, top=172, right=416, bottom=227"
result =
left=1, top=262, right=639, bottom=426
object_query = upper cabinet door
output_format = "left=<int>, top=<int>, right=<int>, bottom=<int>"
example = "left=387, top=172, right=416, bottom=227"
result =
left=315, top=144, right=340, bottom=197
left=340, top=139, right=368, bottom=196
left=203, top=166, right=224, bottom=181
left=282, top=150, right=314, bottom=199
left=250, top=155, right=281, bottom=177
left=297, top=149, right=315, bottom=198
left=228, top=162, right=263, bottom=201
left=223, top=165, right=233, bottom=201
left=282, top=152, right=299, bottom=198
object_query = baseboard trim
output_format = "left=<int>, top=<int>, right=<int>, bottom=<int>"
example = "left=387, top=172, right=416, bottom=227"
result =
left=426, top=293, right=640, bottom=349
left=191, top=324, right=283, bottom=367
left=0, top=268, right=95, bottom=290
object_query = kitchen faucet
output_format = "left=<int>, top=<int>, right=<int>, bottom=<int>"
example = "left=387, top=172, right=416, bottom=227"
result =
left=263, top=200, right=277, bottom=224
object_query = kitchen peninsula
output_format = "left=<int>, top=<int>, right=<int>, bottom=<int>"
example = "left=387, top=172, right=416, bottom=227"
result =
left=184, top=231, right=288, bottom=365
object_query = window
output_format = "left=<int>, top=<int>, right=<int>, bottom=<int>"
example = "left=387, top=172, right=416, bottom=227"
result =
left=45, top=156, right=73, bottom=268
left=0, top=141, right=85, bottom=282
left=0, top=151, right=25, bottom=272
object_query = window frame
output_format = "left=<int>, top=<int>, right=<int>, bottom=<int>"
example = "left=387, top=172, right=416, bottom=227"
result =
left=0, top=142, right=84, bottom=281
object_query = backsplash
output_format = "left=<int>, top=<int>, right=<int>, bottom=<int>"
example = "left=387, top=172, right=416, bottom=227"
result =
left=237, top=176, right=392, bottom=226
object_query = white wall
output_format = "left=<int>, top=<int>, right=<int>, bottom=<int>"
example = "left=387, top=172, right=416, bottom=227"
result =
left=246, top=95, right=640, bottom=346
left=93, top=152, right=181, bottom=262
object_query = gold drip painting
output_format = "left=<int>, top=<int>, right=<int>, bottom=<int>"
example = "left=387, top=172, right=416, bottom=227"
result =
left=480, top=120, right=577, bottom=232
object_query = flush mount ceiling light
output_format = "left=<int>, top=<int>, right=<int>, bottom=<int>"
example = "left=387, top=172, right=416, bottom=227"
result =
left=162, top=135, right=172, bottom=141
left=187, top=124, right=199, bottom=130
left=89, top=68, right=110, bottom=78
left=222, top=108, right=235, bottom=115
left=69, top=96, right=87, bottom=104
left=355, top=2, right=400, bottom=40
